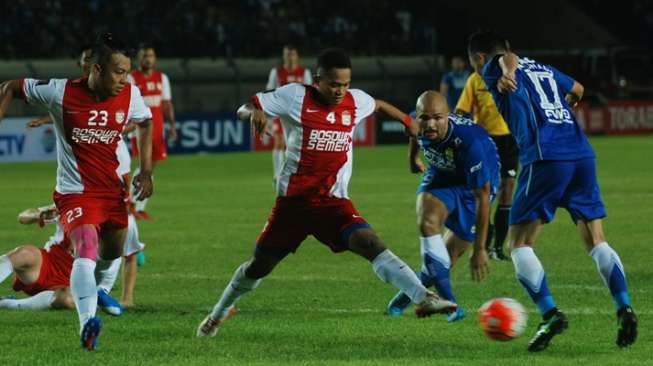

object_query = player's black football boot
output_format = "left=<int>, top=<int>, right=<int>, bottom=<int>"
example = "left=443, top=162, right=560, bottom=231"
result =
left=616, top=306, right=637, bottom=348
left=527, top=309, right=568, bottom=352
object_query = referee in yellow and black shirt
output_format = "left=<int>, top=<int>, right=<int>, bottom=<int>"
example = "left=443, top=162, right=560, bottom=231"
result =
left=455, top=64, right=519, bottom=261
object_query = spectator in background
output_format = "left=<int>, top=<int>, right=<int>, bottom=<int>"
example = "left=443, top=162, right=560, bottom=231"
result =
left=265, top=45, right=313, bottom=188
left=440, top=56, right=470, bottom=110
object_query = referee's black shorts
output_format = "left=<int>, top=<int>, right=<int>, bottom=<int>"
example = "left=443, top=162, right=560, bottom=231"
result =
left=491, top=134, right=519, bottom=179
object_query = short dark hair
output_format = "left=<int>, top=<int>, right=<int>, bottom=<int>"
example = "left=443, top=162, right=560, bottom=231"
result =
left=316, top=48, right=351, bottom=75
left=91, top=33, right=133, bottom=68
left=467, top=31, right=510, bottom=55
left=138, top=42, right=155, bottom=52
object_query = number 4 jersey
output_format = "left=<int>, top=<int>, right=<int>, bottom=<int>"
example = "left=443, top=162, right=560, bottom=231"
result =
left=252, top=83, right=376, bottom=198
left=481, top=56, right=594, bottom=166
left=19, top=78, right=152, bottom=196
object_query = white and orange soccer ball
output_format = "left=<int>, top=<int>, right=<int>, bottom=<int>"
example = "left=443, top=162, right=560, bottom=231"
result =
left=478, top=298, right=528, bottom=341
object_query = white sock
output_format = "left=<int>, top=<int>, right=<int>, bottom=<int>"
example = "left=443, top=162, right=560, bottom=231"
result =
left=511, top=246, right=545, bottom=292
left=0, top=255, right=13, bottom=284
left=96, top=257, right=122, bottom=293
left=590, top=242, right=625, bottom=284
left=71, top=258, right=98, bottom=331
left=420, top=234, right=450, bottom=272
left=0, top=291, right=54, bottom=310
left=272, top=149, right=285, bottom=181
left=372, top=249, right=427, bottom=303
left=210, top=262, right=261, bottom=320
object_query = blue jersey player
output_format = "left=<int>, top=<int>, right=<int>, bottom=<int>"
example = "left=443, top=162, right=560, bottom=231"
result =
left=469, top=31, right=637, bottom=351
left=387, top=91, right=500, bottom=322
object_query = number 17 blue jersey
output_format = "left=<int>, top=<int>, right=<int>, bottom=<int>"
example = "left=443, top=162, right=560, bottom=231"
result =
left=482, top=56, right=595, bottom=166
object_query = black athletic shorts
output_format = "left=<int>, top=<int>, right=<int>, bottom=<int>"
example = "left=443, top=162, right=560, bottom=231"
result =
left=491, top=134, right=519, bottom=178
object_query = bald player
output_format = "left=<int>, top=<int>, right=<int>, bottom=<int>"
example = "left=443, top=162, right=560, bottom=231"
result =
left=387, top=91, right=500, bottom=321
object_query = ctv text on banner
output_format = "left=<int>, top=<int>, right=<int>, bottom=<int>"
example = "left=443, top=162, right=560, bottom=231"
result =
left=0, top=118, right=57, bottom=162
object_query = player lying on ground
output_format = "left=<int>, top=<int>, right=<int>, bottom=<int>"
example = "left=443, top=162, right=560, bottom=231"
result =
left=0, top=33, right=153, bottom=351
left=197, top=48, right=458, bottom=338
left=471, top=30, right=637, bottom=351
left=387, top=91, right=500, bottom=322
left=0, top=204, right=144, bottom=313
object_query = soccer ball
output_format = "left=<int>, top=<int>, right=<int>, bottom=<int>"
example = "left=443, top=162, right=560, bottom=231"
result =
left=478, top=298, right=527, bottom=341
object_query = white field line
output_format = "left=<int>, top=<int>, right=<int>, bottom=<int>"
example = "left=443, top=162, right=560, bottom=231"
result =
left=149, top=272, right=651, bottom=294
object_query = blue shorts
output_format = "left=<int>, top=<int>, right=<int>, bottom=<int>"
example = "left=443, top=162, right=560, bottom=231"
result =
left=510, top=158, right=606, bottom=225
left=417, top=184, right=477, bottom=242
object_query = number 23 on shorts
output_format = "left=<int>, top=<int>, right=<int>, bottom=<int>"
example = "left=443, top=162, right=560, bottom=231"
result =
left=66, top=207, right=83, bottom=223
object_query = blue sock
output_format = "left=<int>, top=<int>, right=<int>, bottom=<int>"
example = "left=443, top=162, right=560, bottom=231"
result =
left=590, top=242, right=631, bottom=310
left=418, top=270, right=436, bottom=287
left=420, top=235, right=456, bottom=303
left=511, top=246, right=556, bottom=315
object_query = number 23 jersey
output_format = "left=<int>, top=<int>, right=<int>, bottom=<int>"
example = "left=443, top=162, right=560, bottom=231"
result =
left=19, top=78, right=152, bottom=196
left=253, top=83, right=375, bottom=198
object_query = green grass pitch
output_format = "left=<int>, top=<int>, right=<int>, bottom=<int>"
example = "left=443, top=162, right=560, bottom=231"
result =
left=0, top=136, right=650, bottom=365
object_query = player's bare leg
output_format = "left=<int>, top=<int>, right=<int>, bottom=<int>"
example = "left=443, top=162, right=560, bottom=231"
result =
left=348, top=227, right=456, bottom=317
left=0, top=245, right=56, bottom=310
left=578, top=219, right=637, bottom=347
left=121, top=254, right=138, bottom=307
left=51, top=288, right=75, bottom=310
left=509, top=221, right=567, bottom=352
left=197, top=254, right=277, bottom=337
left=1, top=245, right=42, bottom=285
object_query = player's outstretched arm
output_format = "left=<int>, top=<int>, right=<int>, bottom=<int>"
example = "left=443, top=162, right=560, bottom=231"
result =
left=375, top=99, right=418, bottom=137
left=237, top=103, right=268, bottom=136
left=0, top=80, right=21, bottom=122
left=133, top=119, right=153, bottom=201
left=17, top=204, right=58, bottom=225
left=470, top=182, right=491, bottom=282
left=26, top=115, right=53, bottom=128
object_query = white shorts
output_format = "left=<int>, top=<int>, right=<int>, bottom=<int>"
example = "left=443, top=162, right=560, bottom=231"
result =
left=123, top=214, right=145, bottom=256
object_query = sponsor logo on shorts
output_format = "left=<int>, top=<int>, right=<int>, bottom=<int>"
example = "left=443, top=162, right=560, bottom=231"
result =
left=306, top=129, right=351, bottom=152
left=71, top=128, right=119, bottom=144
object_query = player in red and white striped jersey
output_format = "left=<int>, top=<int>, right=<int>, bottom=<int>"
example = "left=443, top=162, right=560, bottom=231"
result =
left=197, top=49, right=458, bottom=338
left=0, top=33, right=154, bottom=350
left=265, top=45, right=313, bottom=187
left=24, top=44, right=146, bottom=311
left=128, top=45, right=177, bottom=220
